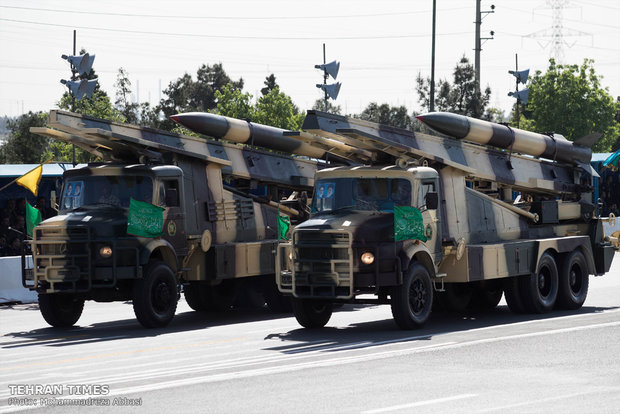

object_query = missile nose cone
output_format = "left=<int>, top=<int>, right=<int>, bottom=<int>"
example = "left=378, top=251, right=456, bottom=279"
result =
left=416, top=112, right=470, bottom=139
left=170, top=114, right=180, bottom=123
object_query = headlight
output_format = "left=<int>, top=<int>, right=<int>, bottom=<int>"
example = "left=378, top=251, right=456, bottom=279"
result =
left=99, top=246, right=113, bottom=258
left=361, top=252, right=375, bottom=265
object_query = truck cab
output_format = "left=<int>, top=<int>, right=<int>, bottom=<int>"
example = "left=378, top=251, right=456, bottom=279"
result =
left=277, top=165, right=441, bottom=329
left=24, top=164, right=184, bottom=328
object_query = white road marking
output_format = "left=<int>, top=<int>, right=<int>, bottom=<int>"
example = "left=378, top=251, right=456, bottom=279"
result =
left=361, top=394, right=478, bottom=413
left=474, top=387, right=620, bottom=413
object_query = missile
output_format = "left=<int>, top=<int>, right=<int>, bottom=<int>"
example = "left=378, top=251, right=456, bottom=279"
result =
left=170, top=112, right=328, bottom=159
left=415, top=112, right=592, bottom=164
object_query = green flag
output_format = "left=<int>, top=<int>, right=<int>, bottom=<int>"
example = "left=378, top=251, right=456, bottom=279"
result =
left=25, top=202, right=42, bottom=237
left=127, top=198, right=165, bottom=238
left=278, top=214, right=291, bottom=241
left=394, top=205, right=427, bottom=242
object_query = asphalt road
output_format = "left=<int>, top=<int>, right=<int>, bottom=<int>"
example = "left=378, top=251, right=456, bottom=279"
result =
left=1, top=253, right=619, bottom=414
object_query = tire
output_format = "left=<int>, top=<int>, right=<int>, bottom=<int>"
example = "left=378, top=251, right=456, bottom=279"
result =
left=184, top=283, right=209, bottom=312
left=520, top=252, right=559, bottom=313
left=436, top=283, right=473, bottom=312
left=38, top=293, right=84, bottom=328
left=133, top=261, right=178, bottom=328
left=557, top=250, right=589, bottom=310
left=391, top=262, right=433, bottom=329
left=292, top=298, right=332, bottom=328
left=504, top=275, right=527, bottom=313
left=469, top=280, right=504, bottom=310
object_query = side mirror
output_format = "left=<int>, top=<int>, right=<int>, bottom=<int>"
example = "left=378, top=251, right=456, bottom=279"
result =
left=425, top=192, right=438, bottom=210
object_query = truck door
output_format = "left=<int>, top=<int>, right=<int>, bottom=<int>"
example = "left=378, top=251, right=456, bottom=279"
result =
left=418, top=179, right=442, bottom=263
left=160, top=179, right=187, bottom=255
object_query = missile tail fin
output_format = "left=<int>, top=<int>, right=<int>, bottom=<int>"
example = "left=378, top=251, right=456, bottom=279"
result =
left=574, top=132, right=602, bottom=148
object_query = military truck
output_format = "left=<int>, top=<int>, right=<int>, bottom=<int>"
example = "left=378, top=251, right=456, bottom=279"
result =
left=23, top=110, right=348, bottom=328
left=276, top=111, right=616, bottom=330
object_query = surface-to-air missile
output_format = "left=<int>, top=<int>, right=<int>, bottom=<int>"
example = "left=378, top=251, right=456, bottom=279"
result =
left=170, top=111, right=371, bottom=163
left=275, top=110, right=616, bottom=331
left=415, top=112, right=592, bottom=165
left=25, top=110, right=335, bottom=329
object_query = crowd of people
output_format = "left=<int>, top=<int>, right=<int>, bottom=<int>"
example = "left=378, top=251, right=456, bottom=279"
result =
left=0, top=197, right=55, bottom=257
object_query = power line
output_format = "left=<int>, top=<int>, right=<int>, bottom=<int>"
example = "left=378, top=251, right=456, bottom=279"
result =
left=0, top=18, right=469, bottom=40
left=0, top=5, right=470, bottom=20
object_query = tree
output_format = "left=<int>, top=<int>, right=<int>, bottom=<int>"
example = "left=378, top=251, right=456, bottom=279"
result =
left=214, top=84, right=255, bottom=120
left=521, top=59, right=620, bottom=152
left=416, top=55, right=492, bottom=119
left=254, top=87, right=304, bottom=131
left=155, top=63, right=244, bottom=131
left=311, top=99, right=342, bottom=115
left=0, top=112, right=48, bottom=163
left=114, top=67, right=140, bottom=124
left=356, top=102, right=412, bottom=130
left=261, top=74, right=278, bottom=96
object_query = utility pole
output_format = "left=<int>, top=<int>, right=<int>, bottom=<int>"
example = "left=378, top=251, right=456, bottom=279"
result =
left=430, top=0, right=437, bottom=112
left=474, top=1, right=495, bottom=93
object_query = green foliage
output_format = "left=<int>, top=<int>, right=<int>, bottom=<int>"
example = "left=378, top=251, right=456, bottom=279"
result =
left=356, top=102, right=412, bottom=130
left=114, top=67, right=141, bottom=124
left=416, top=55, right=491, bottom=119
left=311, top=99, right=342, bottom=115
left=214, top=84, right=255, bottom=120
left=521, top=59, right=620, bottom=152
left=254, top=87, right=304, bottom=131
left=0, top=111, right=48, bottom=163
left=155, top=63, right=244, bottom=131
left=261, top=74, right=278, bottom=96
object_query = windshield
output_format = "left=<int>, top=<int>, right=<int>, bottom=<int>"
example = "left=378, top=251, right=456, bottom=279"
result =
left=312, top=177, right=412, bottom=213
left=60, top=175, right=154, bottom=212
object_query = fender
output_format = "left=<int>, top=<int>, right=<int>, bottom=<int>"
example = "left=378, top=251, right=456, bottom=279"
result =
left=140, top=238, right=179, bottom=273
left=399, top=240, right=437, bottom=279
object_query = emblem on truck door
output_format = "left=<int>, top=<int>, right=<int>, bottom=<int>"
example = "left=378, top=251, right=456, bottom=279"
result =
left=167, top=220, right=177, bottom=236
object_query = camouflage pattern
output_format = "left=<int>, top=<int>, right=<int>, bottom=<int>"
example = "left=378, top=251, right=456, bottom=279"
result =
left=277, top=110, right=616, bottom=330
left=25, top=110, right=323, bottom=328
left=170, top=112, right=370, bottom=164
left=416, top=112, right=592, bottom=165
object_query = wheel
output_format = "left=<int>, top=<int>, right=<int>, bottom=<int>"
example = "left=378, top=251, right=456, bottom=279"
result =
left=391, top=262, right=433, bottom=330
left=133, top=261, right=178, bottom=328
left=520, top=252, right=559, bottom=313
left=184, top=283, right=209, bottom=312
left=557, top=250, right=589, bottom=310
left=504, top=275, right=527, bottom=313
left=469, top=280, right=503, bottom=310
left=38, top=293, right=84, bottom=328
left=262, top=275, right=293, bottom=313
left=292, top=298, right=332, bottom=328
left=435, top=283, right=473, bottom=312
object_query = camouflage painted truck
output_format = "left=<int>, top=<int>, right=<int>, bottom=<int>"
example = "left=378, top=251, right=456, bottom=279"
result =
left=23, top=110, right=359, bottom=328
left=276, top=110, right=617, bottom=329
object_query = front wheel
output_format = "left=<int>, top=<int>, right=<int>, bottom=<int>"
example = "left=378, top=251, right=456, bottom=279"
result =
left=292, top=299, right=332, bottom=328
left=391, top=262, right=433, bottom=329
left=38, top=293, right=84, bottom=328
left=133, top=261, right=178, bottom=328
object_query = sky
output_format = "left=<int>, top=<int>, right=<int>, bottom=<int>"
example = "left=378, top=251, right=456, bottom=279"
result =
left=0, top=0, right=619, bottom=120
